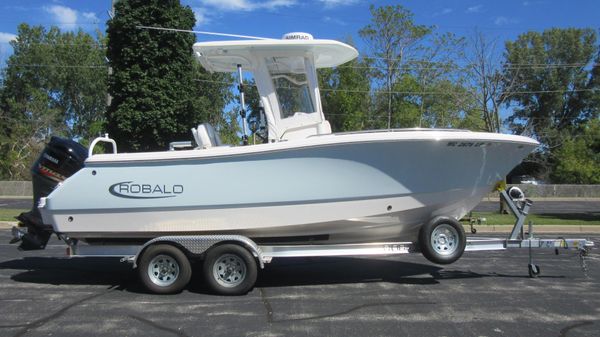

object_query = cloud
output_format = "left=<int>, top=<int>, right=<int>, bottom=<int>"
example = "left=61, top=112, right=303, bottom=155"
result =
left=323, top=16, right=347, bottom=26
left=466, top=5, right=483, bottom=13
left=199, top=0, right=297, bottom=11
left=82, top=12, right=99, bottom=22
left=0, top=32, right=17, bottom=43
left=44, top=5, right=78, bottom=29
left=318, top=0, right=360, bottom=8
left=192, top=7, right=211, bottom=26
left=43, top=5, right=99, bottom=30
left=433, top=8, right=453, bottom=17
left=494, top=16, right=518, bottom=25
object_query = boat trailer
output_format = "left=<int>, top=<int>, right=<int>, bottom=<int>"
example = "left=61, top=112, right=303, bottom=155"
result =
left=33, top=188, right=592, bottom=294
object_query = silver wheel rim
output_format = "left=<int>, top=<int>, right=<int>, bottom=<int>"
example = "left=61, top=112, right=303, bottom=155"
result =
left=148, top=254, right=180, bottom=287
left=213, top=253, right=247, bottom=288
left=431, top=224, right=459, bottom=256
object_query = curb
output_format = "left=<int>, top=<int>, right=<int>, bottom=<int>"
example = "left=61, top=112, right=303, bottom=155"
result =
left=0, top=221, right=17, bottom=229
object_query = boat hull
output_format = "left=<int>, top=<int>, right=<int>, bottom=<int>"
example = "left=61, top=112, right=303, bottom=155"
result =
left=40, top=131, right=537, bottom=244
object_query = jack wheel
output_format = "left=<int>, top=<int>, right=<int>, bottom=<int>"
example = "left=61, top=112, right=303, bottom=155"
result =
left=528, top=264, right=540, bottom=278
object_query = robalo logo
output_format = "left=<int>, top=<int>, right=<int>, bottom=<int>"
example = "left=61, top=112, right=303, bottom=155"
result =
left=109, top=181, right=184, bottom=199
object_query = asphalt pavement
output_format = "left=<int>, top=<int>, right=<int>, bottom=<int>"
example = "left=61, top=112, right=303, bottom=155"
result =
left=0, top=198, right=32, bottom=210
left=0, top=230, right=598, bottom=337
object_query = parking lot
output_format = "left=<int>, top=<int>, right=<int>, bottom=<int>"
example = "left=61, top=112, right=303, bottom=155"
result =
left=1, top=230, right=598, bottom=337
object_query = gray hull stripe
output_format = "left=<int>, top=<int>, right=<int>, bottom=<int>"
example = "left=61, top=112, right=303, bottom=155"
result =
left=49, top=192, right=412, bottom=214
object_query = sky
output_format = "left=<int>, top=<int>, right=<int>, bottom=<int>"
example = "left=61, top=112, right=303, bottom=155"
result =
left=1, top=0, right=599, bottom=63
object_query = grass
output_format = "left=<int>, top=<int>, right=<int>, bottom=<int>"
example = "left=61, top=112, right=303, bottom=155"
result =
left=0, top=209, right=27, bottom=222
left=462, top=212, right=600, bottom=226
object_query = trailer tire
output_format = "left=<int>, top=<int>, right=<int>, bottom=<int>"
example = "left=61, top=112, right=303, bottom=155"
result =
left=138, top=244, right=192, bottom=294
left=420, top=217, right=466, bottom=265
left=203, top=244, right=257, bottom=295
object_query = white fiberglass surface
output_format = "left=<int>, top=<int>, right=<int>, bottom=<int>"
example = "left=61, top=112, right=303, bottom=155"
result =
left=192, top=39, right=358, bottom=72
left=43, top=137, right=536, bottom=239
left=85, top=130, right=538, bottom=164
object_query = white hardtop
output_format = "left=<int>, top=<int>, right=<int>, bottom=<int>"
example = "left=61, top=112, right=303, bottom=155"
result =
left=192, top=38, right=358, bottom=72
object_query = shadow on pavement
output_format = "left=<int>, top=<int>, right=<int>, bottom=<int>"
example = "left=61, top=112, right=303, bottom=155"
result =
left=0, top=256, right=553, bottom=294
left=0, top=257, right=134, bottom=287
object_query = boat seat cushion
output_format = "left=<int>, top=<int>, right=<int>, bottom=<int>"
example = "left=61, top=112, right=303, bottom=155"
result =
left=191, top=123, right=223, bottom=149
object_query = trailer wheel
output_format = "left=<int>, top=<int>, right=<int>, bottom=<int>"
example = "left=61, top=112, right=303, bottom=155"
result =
left=203, top=244, right=257, bottom=295
left=420, top=217, right=466, bottom=265
left=138, top=244, right=192, bottom=294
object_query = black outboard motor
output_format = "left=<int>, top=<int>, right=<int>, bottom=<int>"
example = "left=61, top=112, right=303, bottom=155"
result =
left=11, top=137, right=87, bottom=250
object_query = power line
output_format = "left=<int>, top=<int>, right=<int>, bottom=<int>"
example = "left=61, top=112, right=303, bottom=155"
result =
left=1, top=67, right=595, bottom=96
left=358, top=55, right=595, bottom=67
left=4, top=64, right=106, bottom=69
left=339, top=63, right=598, bottom=72
left=1, top=55, right=593, bottom=70
left=320, top=87, right=597, bottom=95
left=137, top=26, right=274, bottom=40
left=192, top=78, right=597, bottom=96
left=0, top=42, right=106, bottom=48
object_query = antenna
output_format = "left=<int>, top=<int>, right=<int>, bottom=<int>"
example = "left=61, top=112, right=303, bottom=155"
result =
left=136, top=26, right=274, bottom=40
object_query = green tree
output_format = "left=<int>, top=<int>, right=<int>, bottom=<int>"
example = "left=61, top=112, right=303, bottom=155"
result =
left=0, top=24, right=106, bottom=179
left=244, top=80, right=268, bottom=143
left=410, top=32, right=480, bottom=129
left=106, top=0, right=231, bottom=151
left=359, top=5, right=478, bottom=130
left=190, top=62, right=235, bottom=143
left=464, top=30, right=518, bottom=133
left=503, top=28, right=599, bottom=180
left=359, top=4, right=432, bottom=129
left=551, top=119, right=600, bottom=184
left=319, top=42, right=372, bottom=132
left=504, top=28, right=598, bottom=148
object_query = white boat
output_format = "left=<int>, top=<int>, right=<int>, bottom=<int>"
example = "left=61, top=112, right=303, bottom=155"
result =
left=22, top=33, right=536, bottom=262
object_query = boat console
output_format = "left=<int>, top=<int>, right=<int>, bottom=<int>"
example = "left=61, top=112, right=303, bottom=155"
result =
left=193, top=32, right=358, bottom=142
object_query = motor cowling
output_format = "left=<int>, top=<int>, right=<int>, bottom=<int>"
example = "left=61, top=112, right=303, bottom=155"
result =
left=14, top=137, right=87, bottom=250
